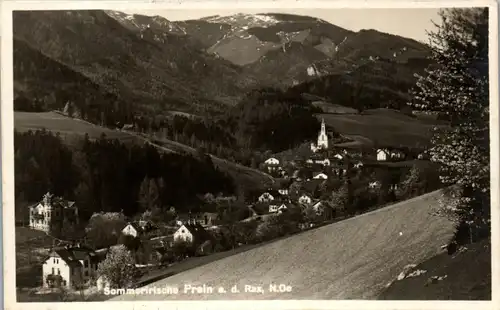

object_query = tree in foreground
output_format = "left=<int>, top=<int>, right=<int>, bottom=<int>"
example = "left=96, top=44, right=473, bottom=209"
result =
left=97, top=245, right=137, bottom=289
left=409, top=8, right=489, bottom=244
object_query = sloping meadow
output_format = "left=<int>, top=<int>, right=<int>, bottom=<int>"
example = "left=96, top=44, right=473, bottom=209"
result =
left=112, top=189, right=455, bottom=300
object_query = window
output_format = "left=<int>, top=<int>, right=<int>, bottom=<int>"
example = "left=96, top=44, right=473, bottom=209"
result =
left=181, top=229, right=185, bottom=233
left=57, top=269, right=60, bottom=275
left=85, top=270, right=88, bottom=277
left=52, top=268, right=54, bottom=274
left=84, top=260, right=89, bottom=268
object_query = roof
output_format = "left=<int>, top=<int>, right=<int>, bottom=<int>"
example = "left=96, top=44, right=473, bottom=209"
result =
left=123, top=222, right=142, bottom=232
left=180, top=223, right=211, bottom=242
left=51, top=196, right=76, bottom=209
left=124, top=221, right=155, bottom=234
left=46, top=246, right=97, bottom=268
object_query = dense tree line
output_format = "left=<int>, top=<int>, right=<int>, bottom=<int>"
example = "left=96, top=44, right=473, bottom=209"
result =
left=131, top=87, right=323, bottom=167
left=14, top=129, right=235, bottom=221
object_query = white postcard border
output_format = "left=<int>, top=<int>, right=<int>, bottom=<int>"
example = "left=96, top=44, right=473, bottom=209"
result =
left=1, top=1, right=498, bottom=310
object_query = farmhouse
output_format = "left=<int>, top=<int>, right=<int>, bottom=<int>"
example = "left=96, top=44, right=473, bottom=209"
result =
left=376, top=148, right=406, bottom=161
left=173, top=222, right=210, bottom=245
left=29, top=192, right=79, bottom=236
left=42, top=245, right=99, bottom=289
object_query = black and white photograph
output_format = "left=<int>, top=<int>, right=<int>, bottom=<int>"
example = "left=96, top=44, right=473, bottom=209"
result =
left=1, top=0, right=498, bottom=307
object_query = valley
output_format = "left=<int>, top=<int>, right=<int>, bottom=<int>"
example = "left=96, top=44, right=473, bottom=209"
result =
left=12, top=8, right=490, bottom=303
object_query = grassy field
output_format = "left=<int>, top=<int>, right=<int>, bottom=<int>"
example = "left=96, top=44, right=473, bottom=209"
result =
left=14, top=111, right=141, bottom=144
left=15, top=227, right=57, bottom=288
left=15, top=226, right=47, bottom=244
left=319, top=109, right=447, bottom=148
left=311, top=101, right=358, bottom=114
left=379, top=238, right=491, bottom=300
left=16, top=227, right=55, bottom=271
left=111, top=189, right=456, bottom=300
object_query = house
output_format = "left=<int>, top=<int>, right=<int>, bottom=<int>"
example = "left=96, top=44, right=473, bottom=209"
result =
left=264, top=157, right=280, bottom=165
left=277, top=203, right=289, bottom=214
left=298, top=194, right=313, bottom=205
left=122, top=223, right=141, bottom=238
left=377, top=148, right=406, bottom=161
left=376, top=149, right=389, bottom=161
left=310, top=201, right=334, bottom=219
left=42, top=245, right=99, bottom=289
left=173, top=222, right=210, bottom=245
left=390, top=149, right=406, bottom=160
left=176, top=212, right=218, bottom=227
left=313, top=172, right=328, bottom=180
left=29, top=192, right=79, bottom=235
left=121, top=220, right=155, bottom=238
left=278, top=188, right=289, bottom=196
left=333, top=153, right=343, bottom=160
left=258, top=190, right=282, bottom=203
left=268, top=204, right=279, bottom=213
left=263, top=157, right=281, bottom=173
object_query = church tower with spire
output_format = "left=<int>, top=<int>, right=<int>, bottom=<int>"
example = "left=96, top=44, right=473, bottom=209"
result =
left=317, top=118, right=328, bottom=149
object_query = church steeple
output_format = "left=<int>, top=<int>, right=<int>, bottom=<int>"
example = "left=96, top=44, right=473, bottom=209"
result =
left=317, top=118, right=328, bottom=149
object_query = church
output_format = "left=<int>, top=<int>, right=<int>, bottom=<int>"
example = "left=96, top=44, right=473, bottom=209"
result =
left=310, top=118, right=329, bottom=153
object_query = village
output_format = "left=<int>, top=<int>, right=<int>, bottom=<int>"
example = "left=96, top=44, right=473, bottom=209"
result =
left=17, top=118, right=434, bottom=298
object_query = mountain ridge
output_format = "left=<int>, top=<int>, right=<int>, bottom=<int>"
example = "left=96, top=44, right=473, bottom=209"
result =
left=14, top=10, right=433, bottom=120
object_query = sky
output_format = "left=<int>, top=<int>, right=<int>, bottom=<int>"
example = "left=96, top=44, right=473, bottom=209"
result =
left=124, top=8, right=442, bottom=43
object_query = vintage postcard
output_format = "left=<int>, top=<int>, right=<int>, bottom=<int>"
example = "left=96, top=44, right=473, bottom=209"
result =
left=1, top=0, right=498, bottom=309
